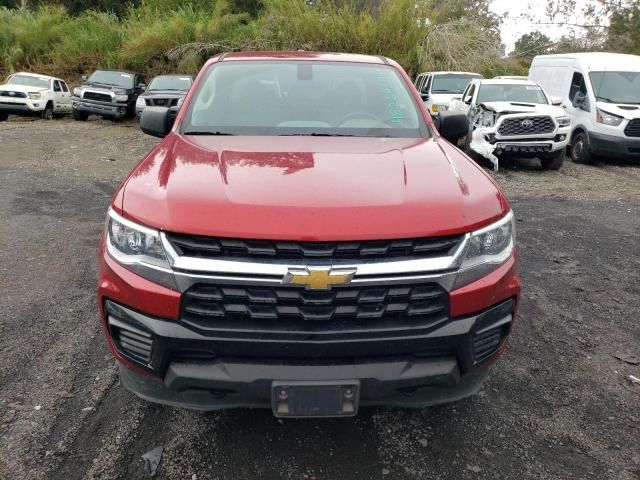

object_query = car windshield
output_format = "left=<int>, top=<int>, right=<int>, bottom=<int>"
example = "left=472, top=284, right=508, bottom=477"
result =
left=589, top=71, right=640, bottom=104
left=7, top=75, right=50, bottom=89
left=431, top=74, right=481, bottom=93
left=87, top=70, right=134, bottom=88
left=477, top=83, right=548, bottom=104
left=148, top=75, right=192, bottom=91
left=182, top=61, right=428, bottom=137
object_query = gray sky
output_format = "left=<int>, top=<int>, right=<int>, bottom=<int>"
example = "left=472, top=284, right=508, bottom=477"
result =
left=490, top=0, right=593, bottom=53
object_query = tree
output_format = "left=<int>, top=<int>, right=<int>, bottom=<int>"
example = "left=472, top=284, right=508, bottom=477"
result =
left=511, top=31, right=552, bottom=59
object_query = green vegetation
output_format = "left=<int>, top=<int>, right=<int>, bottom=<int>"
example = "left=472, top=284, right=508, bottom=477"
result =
left=1, top=0, right=521, bottom=80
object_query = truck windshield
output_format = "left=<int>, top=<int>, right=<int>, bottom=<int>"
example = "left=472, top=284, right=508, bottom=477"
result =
left=431, top=74, right=481, bottom=93
left=87, top=71, right=134, bottom=88
left=182, top=61, right=428, bottom=137
left=477, top=84, right=548, bottom=104
left=589, top=71, right=640, bottom=104
left=148, top=75, right=192, bottom=91
left=8, top=75, right=50, bottom=89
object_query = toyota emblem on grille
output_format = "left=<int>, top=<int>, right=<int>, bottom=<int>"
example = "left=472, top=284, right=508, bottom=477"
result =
left=8, top=91, right=15, bottom=96
left=520, top=119, right=533, bottom=128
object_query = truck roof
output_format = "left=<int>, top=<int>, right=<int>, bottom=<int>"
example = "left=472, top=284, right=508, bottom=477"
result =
left=532, top=52, right=640, bottom=71
left=208, top=51, right=392, bottom=66
left=11, top=71, right=65, bottom=83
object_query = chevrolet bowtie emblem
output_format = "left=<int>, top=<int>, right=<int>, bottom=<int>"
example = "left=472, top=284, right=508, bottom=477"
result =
left=284, top=267, right=356, bottom=290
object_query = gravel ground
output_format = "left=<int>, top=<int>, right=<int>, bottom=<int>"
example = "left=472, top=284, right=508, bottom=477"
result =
left=0, top=117, right=639, bottom=480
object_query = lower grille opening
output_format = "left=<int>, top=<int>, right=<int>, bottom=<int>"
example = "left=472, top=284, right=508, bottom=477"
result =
left=473, top=326, right=505, bottom=363
left=108, top=316, right=154, bottom=364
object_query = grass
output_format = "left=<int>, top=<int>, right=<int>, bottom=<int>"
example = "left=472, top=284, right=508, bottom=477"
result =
left=0, top=0, right=526, bottom=82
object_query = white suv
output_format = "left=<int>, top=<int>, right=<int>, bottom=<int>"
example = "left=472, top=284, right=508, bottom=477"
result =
left=450, top=79, right=571, bottom=170
left=0, top=72, right=72, bottom=121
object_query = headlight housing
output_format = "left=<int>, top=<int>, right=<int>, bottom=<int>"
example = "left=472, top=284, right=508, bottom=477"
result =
left=453, top=211, right=515, bottom=289
left=28, top=92, right=41, bottom=100
left=555, top=116, right=571, bottom=128
left=136, top=97, right=146, bottom=107
left=73, top=87, right=82, bottom=97
left=596, top=108, right=623, bottom=126
left=115, top=94, right=128, bottom=102
left=106, top=209, right=176, bottom=288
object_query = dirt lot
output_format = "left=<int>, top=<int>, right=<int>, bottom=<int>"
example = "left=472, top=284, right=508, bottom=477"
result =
left=0, top=117, right=639, bottom=480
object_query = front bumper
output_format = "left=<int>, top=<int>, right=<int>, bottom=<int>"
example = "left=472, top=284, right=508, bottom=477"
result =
left=0, top=100, right=44, bottom=114
left=589, top=131, right=640, bottom=159
left=72, top=96, right=128, bottom=118
left=99, top=243, right=520, bottom=411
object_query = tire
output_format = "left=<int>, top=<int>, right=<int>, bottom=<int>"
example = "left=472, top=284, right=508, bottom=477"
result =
left=73, top=109, right=88, bottom=121
left=41, top=103, right=54, bottom=120
left=540, top=150, right=565, bottom=170
left=0, top=112, right=8, bottom=122
left=570, top=131, right=594, bottom=164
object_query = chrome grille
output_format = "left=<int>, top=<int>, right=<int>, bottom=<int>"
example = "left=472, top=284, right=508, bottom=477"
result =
left=0, top=90, right=27, bottom=98
left=498, top=116, right=554, bottom=136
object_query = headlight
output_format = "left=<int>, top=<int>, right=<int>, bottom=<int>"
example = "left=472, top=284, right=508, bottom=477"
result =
left=73, top=87, right=82, bottom=96
left=453, top=211, right=515, bottom=289
left=28, top=92, right=41, bottom=100
left=115, top=94, right=128, bottom=102
left=106, top=209, right=176, bottom=288
left=555, top=116, right=571, bottom=127
left=136, top=97, right=146, bottom=107
left=596, top=108, right=623, bottom=126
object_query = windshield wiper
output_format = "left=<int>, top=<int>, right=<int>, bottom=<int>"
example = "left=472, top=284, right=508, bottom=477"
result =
left=183, top=131, right=234, bottom=136
left=432, top=89, right=458, bottom=93
left=278, top=133, right=355, bottom=137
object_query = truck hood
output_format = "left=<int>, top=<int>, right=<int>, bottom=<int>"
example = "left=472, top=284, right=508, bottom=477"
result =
left=119, top=135, right=508, bottom=241
left=0, top=84, right=48, bottom=94
left=479, top=101, right=563, bottom=116
left=430, top=93, right=461, bottom=105
left=140, top=90, right=187, bottom=98
left=595, top=101, right=640, bottom=120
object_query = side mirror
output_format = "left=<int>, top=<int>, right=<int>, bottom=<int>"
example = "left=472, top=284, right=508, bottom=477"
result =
left=436, top=111, right=470, bottom=144
left=137, top=83, right=147, bottom=90
left=140, top=107, right=173, bottom=138
left=550, top=95, right=562, bottom=106
left=420, top=92, right=429, bottom=101
left=81, top=75, right=87, bottom=81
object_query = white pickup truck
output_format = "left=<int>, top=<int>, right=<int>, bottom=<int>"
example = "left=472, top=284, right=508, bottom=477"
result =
left=450, top=79, right=571, bottom=170
left=0, top=72, right=72, bottom=121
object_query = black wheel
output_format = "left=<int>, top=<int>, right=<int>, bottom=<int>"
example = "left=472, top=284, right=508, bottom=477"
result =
left=570, top=131, right=593, bottom=164
left=41, top=103, right=54, bottom=120
left=0, top=112, right=8, bottom=122
left=540, top=150, right=565, bottom=170
left=73, top=109, right=88, bottom=121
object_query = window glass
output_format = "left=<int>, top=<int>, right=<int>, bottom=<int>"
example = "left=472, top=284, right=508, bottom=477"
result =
left=463, top=84, right=475, bottom=103
left=477, top=83, right=548, bottom=104
left=424, top=75, right=432, bottom=93
left=431, top=74, right=482, bottom=94
left=61, top=82, right=69, bottom=93
left=53, top=81, right=61, bottom=92
left=589, top=71, right=640, bottom=104
left=148, top=75, right=192, bottom=91
left=569, top=72, right=587, bottom=103
left=87, top=70, right=135, bottom=88
left=7, top=75, right=50, bottom=89
left=183, top=61, right=429, bottom=138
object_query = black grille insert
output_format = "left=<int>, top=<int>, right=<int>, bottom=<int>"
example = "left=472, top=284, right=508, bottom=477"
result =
left=83, top=91, right=112, bottom=103
left=166, top=234, right=463, bottom=261
left=498, top=116, right=555, bottom=136
left=0, top=90, right=27, bottom=98
left=625, top=119, right=640, bottom=138
left=109, top=318, right=153, bottom=364
left=145, top=97, right=179, bottom=107
left=181, top=282, right=448, bottom=330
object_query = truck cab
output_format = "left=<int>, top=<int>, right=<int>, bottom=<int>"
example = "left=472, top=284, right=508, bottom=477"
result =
left=529, top=52, right=640, bottom=163
left=414, top=71, right=482, bottom=117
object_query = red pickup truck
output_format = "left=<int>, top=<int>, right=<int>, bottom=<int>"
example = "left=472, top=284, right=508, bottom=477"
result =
left=98, top=52, right=520, bottom=417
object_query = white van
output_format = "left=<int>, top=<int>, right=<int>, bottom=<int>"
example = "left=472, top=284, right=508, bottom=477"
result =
left=529, top=53, right=640, bottom=163
left=414, top=71, right=482, bottom=117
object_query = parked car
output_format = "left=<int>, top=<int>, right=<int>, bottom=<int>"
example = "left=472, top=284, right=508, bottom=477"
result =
left=136, top=74, right=193, bottom=117
left=414, top=71, right=482, bottom=117
left=72, top=69, right=146, bottom=121
left=450, top=79, right=570, bottom=170
left=0, top=72, right=72, bottom=121
left=529, top=52, right=640, bottom=163
left=100, top=52, right=520, bottom=418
